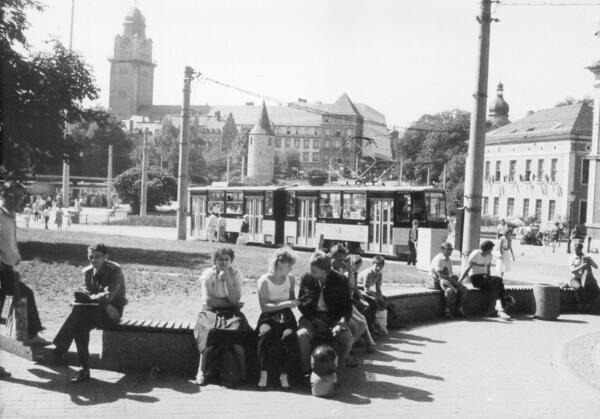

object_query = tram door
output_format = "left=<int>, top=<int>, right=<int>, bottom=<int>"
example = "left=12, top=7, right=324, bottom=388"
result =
left=297, top=197, right=317, bottom=247
left=245, top=196, right=263, bottom=241
left=368, top=198, right=394, bottom=253
left=191, top=195, right=206, bottom=238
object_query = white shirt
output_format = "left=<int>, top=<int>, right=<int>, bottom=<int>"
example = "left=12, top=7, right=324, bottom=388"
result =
left=258, top=274, right=292, bottom=304
left=199, top=266, right=243, bottom=310
left=497, top=223, right=509, bottom=236
left=0, top=207, right=21, bottom=266
left=429, top=253, right=452, bottom=278
left=467, top=249, right=492, bottom=276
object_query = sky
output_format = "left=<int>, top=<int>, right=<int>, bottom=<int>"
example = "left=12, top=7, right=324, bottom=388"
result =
left=23, top=0, right=600, bottom=129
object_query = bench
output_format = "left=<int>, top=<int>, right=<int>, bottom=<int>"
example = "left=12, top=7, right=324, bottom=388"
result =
left=101, top=319, right=199, bottom=375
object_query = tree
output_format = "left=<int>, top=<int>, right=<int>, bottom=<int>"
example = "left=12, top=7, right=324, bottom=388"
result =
left=555, top=95, right=593, bottom=107
left=68, top=109, right=135, bottom=177
left=113, top=166, right=177, bottom=214
left=1, top=0, right=99, bottom=179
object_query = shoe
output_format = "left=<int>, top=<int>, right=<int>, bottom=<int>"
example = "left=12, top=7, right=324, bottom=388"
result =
left=343, top=355, right=360, bottom=368
left=194, top=374, right=208, bottom=386
left=365, top=343, right=376, bottom=353
left=497, top=310, right=511, bottom=320
left=23, top=335, right=52, bottom=347
left=257, top=370, right=267, bottom=390
left=280, top=373, right=290, bottom=390
left=484, top=308, right=497, bottom=317
left=71, top=368, right=90, bottom=383
left=0, top=367, right=11, bottom=379
left=444, top=309, right=452, bottom=319
left=455, top=307, right=466, bottom=317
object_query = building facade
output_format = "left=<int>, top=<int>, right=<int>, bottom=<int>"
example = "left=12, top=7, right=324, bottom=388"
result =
left=482, top=103, right=592, bottom=226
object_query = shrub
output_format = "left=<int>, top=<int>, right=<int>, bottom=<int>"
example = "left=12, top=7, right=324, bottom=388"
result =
left=114, top=166, right=177, bottom=214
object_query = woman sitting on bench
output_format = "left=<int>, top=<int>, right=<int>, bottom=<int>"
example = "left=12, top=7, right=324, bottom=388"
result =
left=194, top=246, right=253, bottom=386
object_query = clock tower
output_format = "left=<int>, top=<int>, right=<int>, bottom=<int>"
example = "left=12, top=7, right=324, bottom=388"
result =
left=108, top=7, right=156, bottom=119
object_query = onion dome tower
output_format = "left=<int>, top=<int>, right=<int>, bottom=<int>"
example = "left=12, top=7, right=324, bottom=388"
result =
left=246, top=101, right=276, bottom=184
left=488, top=82, right=510, bottom=128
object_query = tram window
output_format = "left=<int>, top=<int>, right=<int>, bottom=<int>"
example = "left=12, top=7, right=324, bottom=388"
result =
left=286, top=192, right=296, bottom=216
left=208, top=191, right=225, bottom=215
left=225, top=192, right=243, bottom=214
left=412, top=191, right=428, bottom=222
left=265, top=192, right=274, bottom=216
left=396, top=193, right=412, bottom=223
left=342, top=192, right=366, bottom=219
left=319, top=192, right=341, bottom=218
left=425, top=191, right=447, bottom=223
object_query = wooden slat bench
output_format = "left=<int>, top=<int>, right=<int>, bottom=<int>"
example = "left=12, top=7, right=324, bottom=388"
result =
left=101, top=318, right=199, bottom=376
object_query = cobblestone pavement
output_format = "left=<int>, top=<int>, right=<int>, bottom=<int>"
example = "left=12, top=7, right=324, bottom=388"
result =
left=2, top=314, right=600, bottom=418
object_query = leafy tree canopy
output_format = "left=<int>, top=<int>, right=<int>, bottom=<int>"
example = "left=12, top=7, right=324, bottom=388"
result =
left=113, top=166, right=177, bottom=214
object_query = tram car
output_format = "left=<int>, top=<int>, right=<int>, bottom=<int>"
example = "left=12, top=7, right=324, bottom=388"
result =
left=188, top=184, right=448, bottom=258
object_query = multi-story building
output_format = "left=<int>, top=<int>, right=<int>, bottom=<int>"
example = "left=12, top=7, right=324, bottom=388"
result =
left=109, top=8, right=391, bottom=174
left=482, top=102, right=592, bottom=226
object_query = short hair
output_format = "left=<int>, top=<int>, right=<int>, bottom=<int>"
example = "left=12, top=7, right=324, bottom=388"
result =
left=309, top=251, right=331, bottom=272
left=372, top=255, right=385, bottom=267
left=88, top=243, right=108, bottom=255
left=269, top=247, right=296, bottom=273
left=213, top=246, right=235, bottom=262
left=441, top=242, right=454, bottom=251
left=480, top=240, right=495, bottom=252
left=348, top=254, right=363, bottom=270
left=412, top=219, right=419, bottom=225
left=329, top=244, right=348, bottom=258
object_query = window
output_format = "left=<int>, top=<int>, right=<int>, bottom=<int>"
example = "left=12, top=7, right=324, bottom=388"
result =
left=493, top=197, right=499, bottom=216
left=580, top=200, right=587, bottom=224
left=295, top=128, right=299, bottom=135
left=120, top=67, right=128, bottom=74
left=495, top=161, right=501, bottom=182
left=484, top=161, right=490, bottom=181
left=312, top=152, right=319, bottom=162
left=286, top=128, right=291, bottom=135
left=346, top=128, right=352, bottom=136
left=537, top=159, right=544, bottom=180
left=268, top=138, right=273, bottom=146
left=324, top=139, right=331, bottom=148
left=313, top=139, right=320, bottom=149
left=275, top=138, right=281, bottom=147
left=265, top=192, right=274, bottom=216
left=294, top=138, right=300, bottom=148
left=425, top=191, right=447, bottom=223
left=325, top=129, right=330, bottom=136
left=303, top=139, right=310, bottom=149
left=314, top=129, right=319, bottom=135
left=335, top=130, right=341, bottom=137
left=509, top=160, right=516, bottom=182
left=523, top=199, right=530, bottom=218
left=548, top=200, right=556, bottom=221
left=507, top=198, right=514, bottom=217
left=334, top=139, right=342, bottom=148
left=319, top=192, right=341, bottom=218
left=396, top=193, right=412, bottom=223
left=548, top=158, right=557, bottom=182
left=582, top=158, right=590, bottom=185
left=119, top=91, right=127, bottom=97
left=208, top=191, right=225, bottom=215
left=225, top=192, right=243, bottom=215
left=286, top=192, right=296, bottom=216
left=483, top=197, right=489, bottom=215
left=342, top=192, right=366, bottom=219
left=285, top=138, right=290, bottom=148
left=525, top=160, right=532, bottom=181
left=302, top=152, right=309, bottom=162
left=535, top=199, right=542, bottom=221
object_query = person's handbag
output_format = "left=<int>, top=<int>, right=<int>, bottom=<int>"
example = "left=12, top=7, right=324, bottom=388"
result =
left=194, top=311, right=217, bottom=352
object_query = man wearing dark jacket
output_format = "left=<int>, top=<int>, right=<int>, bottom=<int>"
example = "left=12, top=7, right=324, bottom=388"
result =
left=297, top=251, right=357, bottom=375
left=53, top=243, right=127, bottom=382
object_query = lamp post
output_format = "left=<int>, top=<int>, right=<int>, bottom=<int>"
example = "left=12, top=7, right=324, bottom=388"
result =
left=567, top=192, right=576, bottom=254
left=140, top=128, right=150, bottom=217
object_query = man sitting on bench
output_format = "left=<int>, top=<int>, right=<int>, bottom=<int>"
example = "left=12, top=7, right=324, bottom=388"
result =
left=53, top=243, right=127, bottom=383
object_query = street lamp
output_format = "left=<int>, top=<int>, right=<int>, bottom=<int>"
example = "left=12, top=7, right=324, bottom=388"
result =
left=567, top=192, right=576, bottom=254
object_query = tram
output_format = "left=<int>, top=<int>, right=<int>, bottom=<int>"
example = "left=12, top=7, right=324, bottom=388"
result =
left=188, top=184, right=448, bottom=257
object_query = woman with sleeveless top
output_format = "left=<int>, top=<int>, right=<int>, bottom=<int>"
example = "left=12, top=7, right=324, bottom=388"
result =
left=255, top=248, right=299, bottom=390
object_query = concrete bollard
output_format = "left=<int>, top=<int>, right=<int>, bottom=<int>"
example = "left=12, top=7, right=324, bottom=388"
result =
left=533, top=283, right=560, bottom=321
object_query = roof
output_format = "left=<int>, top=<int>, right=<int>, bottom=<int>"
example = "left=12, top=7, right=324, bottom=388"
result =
left=329, top=93, right=361, bottom=116
left=250, top=102, right=275, bottom=136
left=486, top=102, right=592, bottom=143
left=136, top=104, right=211, bottom=121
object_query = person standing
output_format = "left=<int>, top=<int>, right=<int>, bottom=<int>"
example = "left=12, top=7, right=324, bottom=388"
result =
left=217, top=213, right=227, bottom=243
left=0, top=181, right=50, bottom=346
left=407, top=219, right=419, bottom=266
left=569, top=241, right=600, bottom=313
left=53, top=243, right=127, bottom=382
left=497, top=219, right=509, bottom=239
left=206, top=212, right=218, bottom=242
left=55, top=205, right=64, bottom=231
left=494, top=234, right=512, bottom=278
left=42, top=206, right=51, bottom=230
left=23, top=204, right=32, bottom=228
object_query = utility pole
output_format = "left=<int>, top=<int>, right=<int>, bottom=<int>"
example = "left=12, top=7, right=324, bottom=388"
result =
left=241, top=156, right=246, bottom=184
left=176, top=66, right=193, bottom=240
left=62, top=0, right=75, bottom=207
left=140, top=129, right=148, bottom=217
left=426, top=166, right=431, bottom=186
left=442, top=163, right=447, bottom=189
left=226, top=155, right=230, bottom=183
left=106, top=145, right=113, bottom=209
left=462, top=0, right=493, bottom=264
left=399, top=160, right=403, bottom=185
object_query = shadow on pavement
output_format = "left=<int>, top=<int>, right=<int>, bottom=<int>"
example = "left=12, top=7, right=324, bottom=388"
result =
left=20, top=241, right=211, bottom=269
left=4, top=365, right=199, bottom=406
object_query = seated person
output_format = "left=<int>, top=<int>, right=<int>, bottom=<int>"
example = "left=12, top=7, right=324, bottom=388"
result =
left=53, top=243, right=127, bottom=382
left=194, top=247, right=253, bottom=386
left=297, top=251, right=357, bottom=378
left=0, top=181, right=50, bottom=346
left=345, top=255, right=376, bottom=353
left=427, top=242, right=467, bottom=318
left=357, top=255, right=389, bottom=335
left=255, top=248, right=299, bottom=390
left=569, top=241, right=600, bottom=312
left=459, top=240, right=512, bottom=320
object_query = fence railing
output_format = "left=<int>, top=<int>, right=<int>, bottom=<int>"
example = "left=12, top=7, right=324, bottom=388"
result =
left=74, top=212, right=176, bottom=228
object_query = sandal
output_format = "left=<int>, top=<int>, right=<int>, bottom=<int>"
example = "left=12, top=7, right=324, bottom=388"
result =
left=0, top=367, right=11, bottom=379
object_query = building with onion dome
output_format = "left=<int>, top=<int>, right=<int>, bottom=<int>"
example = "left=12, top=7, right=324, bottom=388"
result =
left=488, top=82, right=510, bottom=128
